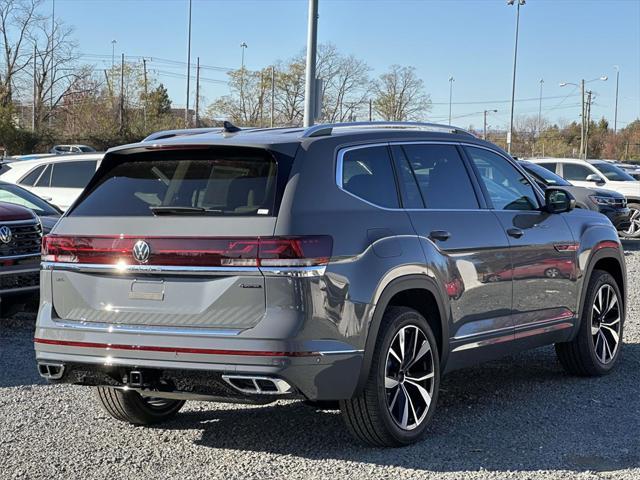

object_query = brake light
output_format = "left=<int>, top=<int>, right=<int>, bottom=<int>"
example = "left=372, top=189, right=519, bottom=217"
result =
left=41, top=235, right=332, bottom=268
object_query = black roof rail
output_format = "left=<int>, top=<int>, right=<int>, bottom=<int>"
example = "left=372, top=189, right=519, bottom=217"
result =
left=302, top=121, right=475, bottom=138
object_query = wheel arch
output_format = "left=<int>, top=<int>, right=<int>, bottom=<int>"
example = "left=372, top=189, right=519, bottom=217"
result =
left=354, top=275, right=450, bottom=395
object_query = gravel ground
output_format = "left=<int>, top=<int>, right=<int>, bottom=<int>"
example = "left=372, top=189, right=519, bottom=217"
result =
left=1, top=250, right=639, bottom=480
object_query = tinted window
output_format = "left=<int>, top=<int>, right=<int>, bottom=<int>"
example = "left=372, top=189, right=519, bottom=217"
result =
left=520, top=162, right=571, bottom=186
left=50, top=161, right=97, bottom=188
left=35, top=164, right=52, bottom=187
left=563, top=163, right=597, bottom=182
left=593, top=162, right=636, bottom=182
left=398, top=144, right=479, bottom=209
left=19, top=165, right=46, bottom=186
left=70, top=149, right=281, bottom=217
left=537, top=162, right=558, bottom=174
left=466, top=147, right=538, bottom=211
left=342, top=146, right=399, bottom=208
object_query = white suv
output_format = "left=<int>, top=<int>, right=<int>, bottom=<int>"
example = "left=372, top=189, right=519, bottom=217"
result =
left=530, top=158, right=640, bottom=238
left=0, top=153, right=102, bottom=211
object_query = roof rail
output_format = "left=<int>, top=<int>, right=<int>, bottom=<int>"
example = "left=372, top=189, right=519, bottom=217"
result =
left=302, top=121, right=475, bottom=138
left=142, top=127, right=223, bottom=142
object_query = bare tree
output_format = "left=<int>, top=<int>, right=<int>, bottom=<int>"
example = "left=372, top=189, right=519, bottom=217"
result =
left=372, top=65, right=431, bottom=121
left=0, top=0, right=41, bottom=107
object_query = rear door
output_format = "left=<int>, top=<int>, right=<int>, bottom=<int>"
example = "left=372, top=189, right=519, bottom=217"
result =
left=390, top=143, right=514, bottom=361
left=46, top=147, right=291, bottom=330
left=464, top=146, right=578, bottom=337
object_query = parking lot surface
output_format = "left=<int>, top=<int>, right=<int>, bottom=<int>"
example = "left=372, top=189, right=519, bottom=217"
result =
left=1, top=249, right=639, bottom=480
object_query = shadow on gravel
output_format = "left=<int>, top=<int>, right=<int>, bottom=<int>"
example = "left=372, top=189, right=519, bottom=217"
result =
left=163, top=344, right=640, bottom=474
left=0, top=313, right=44, bottom=388
left=622, top=239, right=640, bottom=251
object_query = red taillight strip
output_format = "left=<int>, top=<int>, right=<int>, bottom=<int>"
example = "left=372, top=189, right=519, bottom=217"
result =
left=33, top=337, right=318, bottom=357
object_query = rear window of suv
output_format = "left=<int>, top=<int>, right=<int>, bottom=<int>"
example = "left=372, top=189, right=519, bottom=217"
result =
left=69, top=148, right=287, bottom=217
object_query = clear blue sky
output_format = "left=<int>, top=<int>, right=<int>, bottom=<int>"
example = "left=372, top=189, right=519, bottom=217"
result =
left=53, top=0, right=639, bottom=130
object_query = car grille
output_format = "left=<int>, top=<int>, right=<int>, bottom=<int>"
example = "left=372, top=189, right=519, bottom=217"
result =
left=0, top=270, right=39, bottom=290
left=615, top=198, right=628, bottom=208
left=0, top=221, right=41, bottom=258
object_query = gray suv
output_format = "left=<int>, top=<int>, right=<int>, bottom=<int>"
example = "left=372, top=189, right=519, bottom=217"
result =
left=35, top=122, right=626, bottom=447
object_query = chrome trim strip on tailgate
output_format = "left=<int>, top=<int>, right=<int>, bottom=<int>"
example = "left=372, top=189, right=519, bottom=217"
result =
left=51, top=319, right=242, bottom=337
left=42, top=262, right=326, bottom=277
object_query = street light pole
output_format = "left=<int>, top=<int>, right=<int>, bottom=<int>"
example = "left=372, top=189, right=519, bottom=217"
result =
left=507, top=0, right=525, bottom=154
left=448, top=76, right=454, bottom=125
left=580, top=78, right=585, bottom=158
left=614, top=65, right=620, bottom=133
left=240, top=42, right=248, bottom=124
left=538, top=78, right=544, bottom=136
left=111, top=40, right=117, bottom=68
left=185, top=0, right=192, bottom=128
left=303, top=0, right=319, bottom=127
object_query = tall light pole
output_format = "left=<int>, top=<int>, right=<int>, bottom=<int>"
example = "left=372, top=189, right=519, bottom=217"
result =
left=239, top=41, right=248, bottom=124
left=538, top=78, right=544, bottom=136
left=506, top=0, right=525, bottom=154
left=111, top=40, right=117, bottom=68
left=49, top=0, right=55, bottom=127
left=560, top=75, right=607, bottom=159
left=303, top=0, right=319, bottom=127
left=184, top=0, right=192, bottom=127
left=613, top=65, right=620, bottom=133
left=483, top=109, right=498, bottom=140
left=448, top=76, right=454, bottom=125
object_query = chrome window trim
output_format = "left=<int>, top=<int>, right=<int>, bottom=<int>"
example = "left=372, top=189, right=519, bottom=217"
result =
left=50, top=319, right=243, bottom=337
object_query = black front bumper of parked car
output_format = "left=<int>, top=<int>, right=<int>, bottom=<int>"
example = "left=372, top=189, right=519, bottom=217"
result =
left=0, top=255, right=40, bottom=297
left=601, top=206, right=631, bottom=232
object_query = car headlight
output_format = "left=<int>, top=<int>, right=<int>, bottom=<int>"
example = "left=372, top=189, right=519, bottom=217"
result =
left=589, top=195, right=618, bottom=206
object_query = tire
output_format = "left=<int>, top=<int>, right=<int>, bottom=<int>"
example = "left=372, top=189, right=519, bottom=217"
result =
left=340, top=306, right=440, bottom=447
left=555, top=270, right=624, bottom=376
left=622, top=203, right=640, bottom=238
left=95, top=386, right=185, bottom=425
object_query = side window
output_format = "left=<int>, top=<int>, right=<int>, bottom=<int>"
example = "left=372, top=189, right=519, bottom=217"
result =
left=50, top=161, right=97, bottom=188
left=538, top=162, right=558, bottom=174
left=397, top=144, right=479, bottom=209
left=341, top=146, right=399, bottom=208
left=34, top=164, right=52, bottom=187
left=563, top=163, right=597, bottom=182
left=466, top=147, right=539, bottom=211
left=18, top=165, right=46, bottom=186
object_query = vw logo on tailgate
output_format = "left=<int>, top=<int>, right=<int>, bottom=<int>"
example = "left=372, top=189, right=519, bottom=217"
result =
left=0, top=225, right=12, bottom=244
left=132, top=240, right=151, bottom=264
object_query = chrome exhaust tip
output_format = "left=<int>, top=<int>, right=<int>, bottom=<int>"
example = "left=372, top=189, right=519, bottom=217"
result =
left=37, top=362, right=65, bottom=380
left=222, top=375, right=293, bottom=395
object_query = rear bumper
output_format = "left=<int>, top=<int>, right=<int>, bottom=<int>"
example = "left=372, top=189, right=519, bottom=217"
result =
left=34, top=304, right=364, bottom=401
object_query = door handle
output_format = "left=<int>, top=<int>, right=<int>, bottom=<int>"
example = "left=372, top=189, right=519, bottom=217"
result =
left=429, top=230, right=451, bottom=242
left=507, top=228, right=524, bottom=239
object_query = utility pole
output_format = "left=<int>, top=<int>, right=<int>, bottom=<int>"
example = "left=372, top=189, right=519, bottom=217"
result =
left=185, top=0, right=192, bottom=128
left=537, top=78, right=544, bottom=136
left=483, top=109, right=497, bottom=140
left=270, top=66, right=275, bottom=128
left=614, top=65, right=620, bottom=133
left=369, top=99, right=373, bottom=121
left=49, top=0, right=55, bottom=128
left=142, top=58, right=148, bottom=131
left=507, top=0, right=525, bottom=154
left=259, top=69, right=264, bottom=127
left=303, top=0, right=319, bottom=127
left=584, top=90, right=593, bottom=160
left=579, top=78, right=585, bottom=159
left=194, top=56, right=200, bottom=128
left=119, top=53, right=124, bottom=134
left=32, top=44, right=36, bottom=131
left=240, top=42, right=247, bottom=124
left=111, top=40, right=117, bottom=68
left=448, top=76, right=454, bottom=125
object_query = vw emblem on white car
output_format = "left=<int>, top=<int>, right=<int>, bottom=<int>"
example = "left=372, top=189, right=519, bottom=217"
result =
left=0, top=225, right=12, bottom=244
left=132, top=240, right=151, bottom=264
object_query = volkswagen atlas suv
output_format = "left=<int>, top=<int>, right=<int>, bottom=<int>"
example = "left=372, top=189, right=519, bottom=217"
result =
left=35, top=122, right=626, bottom=447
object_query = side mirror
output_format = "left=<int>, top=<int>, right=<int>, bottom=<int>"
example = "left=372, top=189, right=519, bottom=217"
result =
left=545, top=188, right=575, bottom=214
left=586, top=173, right=604, bottom=184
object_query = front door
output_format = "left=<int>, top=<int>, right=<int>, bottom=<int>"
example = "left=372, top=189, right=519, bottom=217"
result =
left=464, top=146, right=578, bottom=343
left=390, top=143, right=514, bottom=368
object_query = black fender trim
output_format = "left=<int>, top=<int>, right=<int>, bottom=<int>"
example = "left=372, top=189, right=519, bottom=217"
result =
left=570, top=245, right=625, bottom=341
left=354, top=274, right=449, bottom=395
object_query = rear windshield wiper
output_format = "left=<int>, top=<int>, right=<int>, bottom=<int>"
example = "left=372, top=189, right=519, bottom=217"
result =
left=149, top=206, right=228, bottom=216
left=150, top=206, right=207, bottom=215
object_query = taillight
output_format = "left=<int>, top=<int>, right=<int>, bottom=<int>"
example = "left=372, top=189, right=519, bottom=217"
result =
left=42, top=235, right=332, bottom=268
